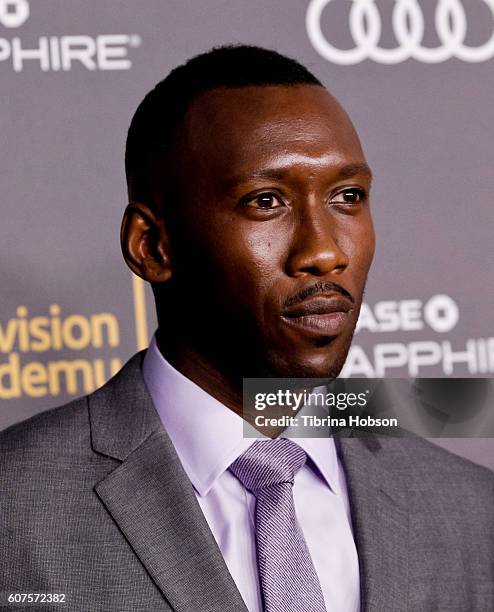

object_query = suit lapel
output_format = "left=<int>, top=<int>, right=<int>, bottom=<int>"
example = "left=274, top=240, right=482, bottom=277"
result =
left=339, top=437, right=409, bottom=612
left=89, top=354, right=248, bottom=612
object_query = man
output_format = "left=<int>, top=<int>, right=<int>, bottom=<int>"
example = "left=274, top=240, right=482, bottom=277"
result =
left=1, top=45, right=493, bottom=612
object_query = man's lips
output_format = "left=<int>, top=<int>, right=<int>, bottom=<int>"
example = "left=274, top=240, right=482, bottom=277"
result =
left=281, top=295, right=353, bottom=336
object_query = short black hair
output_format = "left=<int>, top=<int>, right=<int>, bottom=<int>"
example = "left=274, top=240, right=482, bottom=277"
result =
left=125, top=44, right=322, bottom=203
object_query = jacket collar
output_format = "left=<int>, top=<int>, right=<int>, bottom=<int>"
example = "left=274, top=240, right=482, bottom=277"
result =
left=339, top=436, right=409, bottom=612
left=88, top=352, right=249, bottom=612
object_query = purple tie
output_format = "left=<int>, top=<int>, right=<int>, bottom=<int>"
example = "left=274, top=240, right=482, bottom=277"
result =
left=229, top=438, right=328, bottom=612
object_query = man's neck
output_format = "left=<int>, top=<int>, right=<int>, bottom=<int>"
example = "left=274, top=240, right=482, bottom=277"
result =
left=156, top=332, right=245, bottom=418
left=155, top=332, right=306, bottom=438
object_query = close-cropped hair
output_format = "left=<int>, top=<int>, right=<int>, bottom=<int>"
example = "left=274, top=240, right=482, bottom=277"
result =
left=125, top=44, right=322, bottom=203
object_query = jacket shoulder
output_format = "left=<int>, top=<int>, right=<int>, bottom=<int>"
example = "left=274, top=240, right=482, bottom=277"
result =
left=0, top=351, right=146, bottom=461
left=0, top=396, right=90, bottom=458
left=381, top=435, right=494, bottom=500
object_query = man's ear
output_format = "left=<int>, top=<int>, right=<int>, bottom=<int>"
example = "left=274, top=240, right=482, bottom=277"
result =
left=120, top=202, right=172, bottom=283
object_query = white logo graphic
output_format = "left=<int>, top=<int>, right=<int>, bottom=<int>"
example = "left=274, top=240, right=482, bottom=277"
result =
left=0, top=0, right=29, bottom=28
left=306, top=0, right=494, bottom=64
left=0, top=0, right=141, bottom=72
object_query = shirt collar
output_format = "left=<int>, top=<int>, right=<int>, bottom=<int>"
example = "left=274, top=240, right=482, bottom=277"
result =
left=142, top=335, right=340, bottom=496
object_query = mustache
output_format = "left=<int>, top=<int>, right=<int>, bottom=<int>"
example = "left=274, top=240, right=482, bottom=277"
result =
left=283, top=281, right=355, bottom=309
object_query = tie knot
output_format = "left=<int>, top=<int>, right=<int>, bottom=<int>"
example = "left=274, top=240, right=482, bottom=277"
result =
left=229, top=438, right=306, bottom=493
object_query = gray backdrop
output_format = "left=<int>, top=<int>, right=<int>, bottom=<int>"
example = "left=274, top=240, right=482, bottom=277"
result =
left=1, top=1, right=493, bottom=466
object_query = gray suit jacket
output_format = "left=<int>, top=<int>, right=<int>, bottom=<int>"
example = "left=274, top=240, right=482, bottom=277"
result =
left=1, top=352, right=493, bottom=611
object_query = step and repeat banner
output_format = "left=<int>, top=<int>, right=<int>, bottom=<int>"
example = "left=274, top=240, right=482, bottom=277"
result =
left=1, top=1, right=493, bottom=463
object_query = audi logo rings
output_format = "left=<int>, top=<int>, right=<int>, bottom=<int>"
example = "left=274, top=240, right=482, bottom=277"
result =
left=306, top=0, right=494, bottom=64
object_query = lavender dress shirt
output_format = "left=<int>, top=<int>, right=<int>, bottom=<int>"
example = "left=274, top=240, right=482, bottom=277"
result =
left=142, top=336, right=360, bottom=612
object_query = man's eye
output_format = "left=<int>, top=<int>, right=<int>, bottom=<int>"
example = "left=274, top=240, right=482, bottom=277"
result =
left=330, top=188, right=366, bottom=205
left=244, top=193, right=284, bottom=209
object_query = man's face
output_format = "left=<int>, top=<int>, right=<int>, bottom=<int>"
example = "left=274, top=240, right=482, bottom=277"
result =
left=161, top=85, right=375, bottom=378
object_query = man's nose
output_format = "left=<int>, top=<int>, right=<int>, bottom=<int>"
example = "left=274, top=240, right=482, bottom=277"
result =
left=285, top=205, right=349, bottom=278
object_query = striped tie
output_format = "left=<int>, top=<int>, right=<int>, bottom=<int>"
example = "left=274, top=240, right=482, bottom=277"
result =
left=229, top=438, right=327, bottom=612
